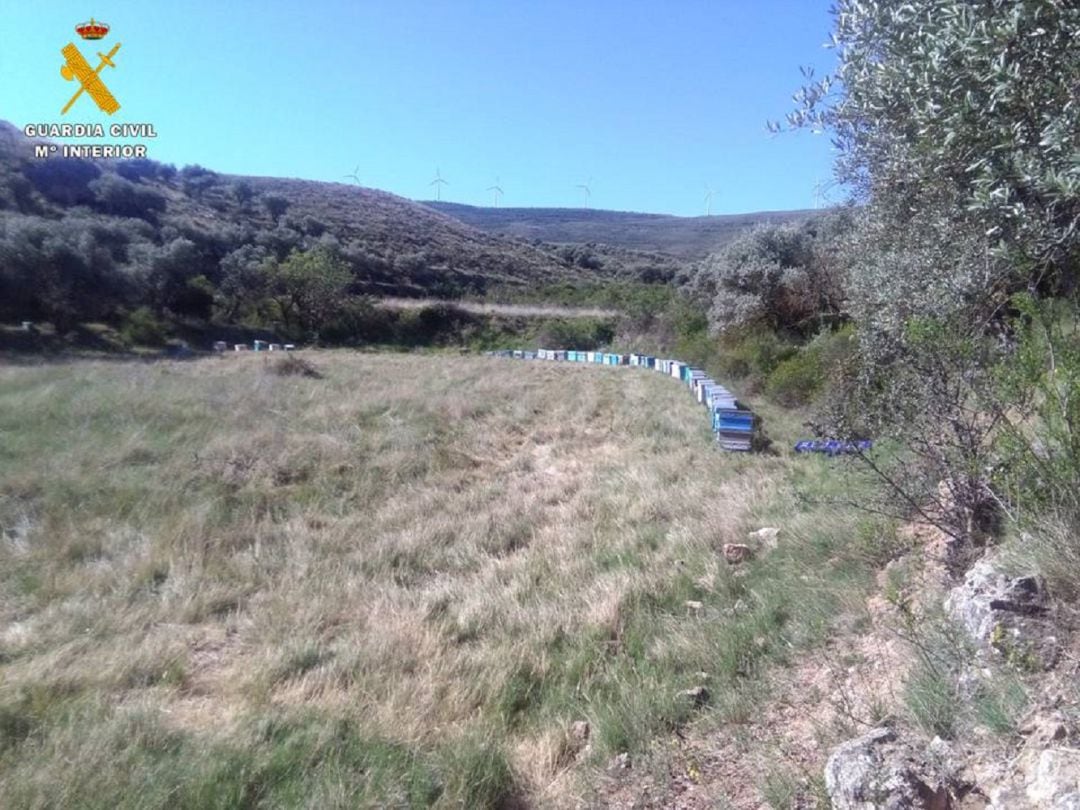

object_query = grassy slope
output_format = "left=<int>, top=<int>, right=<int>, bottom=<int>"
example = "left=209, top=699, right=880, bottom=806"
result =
left=0, top=353, right=890, bottom=808
left=422, top=201, right=815, bottom=259
left=0, top=121, right=580, bottom=298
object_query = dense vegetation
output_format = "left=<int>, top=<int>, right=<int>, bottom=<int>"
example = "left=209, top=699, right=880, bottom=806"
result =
left=667, top=1, right=1080, bottom=558
left=774, top=0, right=1080, bottom=565
left=0, top=122, right=689, bottom=347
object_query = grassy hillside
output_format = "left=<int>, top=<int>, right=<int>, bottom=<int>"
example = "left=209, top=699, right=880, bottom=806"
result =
left=0, top=352, right=886, bottom=808
left=0, top=121, right=587, bottom=302
left=423, top=201, right=815, bottom=259
left=0, top=121, right=706, bottom=349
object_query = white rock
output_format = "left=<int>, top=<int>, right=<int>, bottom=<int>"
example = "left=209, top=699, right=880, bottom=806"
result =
left=1028, top=749, right=1080, bottom=805
left=749, top=527, right=781, bottom=547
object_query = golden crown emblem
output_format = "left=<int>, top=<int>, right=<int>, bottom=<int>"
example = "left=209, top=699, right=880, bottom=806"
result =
left=75, top=18, right=110, bottom=40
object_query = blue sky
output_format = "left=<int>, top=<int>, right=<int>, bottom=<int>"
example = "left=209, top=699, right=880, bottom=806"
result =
left=2, top=1, right=839, bottom=216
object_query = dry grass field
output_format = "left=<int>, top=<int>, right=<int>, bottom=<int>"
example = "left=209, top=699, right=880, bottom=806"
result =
left=0, top=352, right=891, bottom=808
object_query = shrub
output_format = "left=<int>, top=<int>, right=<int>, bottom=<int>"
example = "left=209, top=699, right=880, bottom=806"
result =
left=262, top=194, right=290, bottom=222
left=24, top=158, right=101, bottom=206
left=115, top=158, right=161, bottom=183
left=688, top=214, right=850, bottom=337
left=766, top=351, right=824, bottom=407
left=764, top=326, right=855, bottom=406
left=904, top=662, right=959, bottom=739
left=715, top=326, right=798, bottom=386
left=533, top=317, right=615, bottom=350
left=121, top=306, right=167, bottom=346
left=268, top=355, right=322, bottom=379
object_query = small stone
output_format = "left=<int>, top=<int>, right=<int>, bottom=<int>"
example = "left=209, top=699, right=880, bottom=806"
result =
left=723, top=543, right=753, bottom=563
left=609, top=752, right=631, bottom=771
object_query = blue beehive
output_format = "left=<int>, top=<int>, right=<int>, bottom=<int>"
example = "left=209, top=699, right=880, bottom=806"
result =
left=713, top=409, right=755, bottom=452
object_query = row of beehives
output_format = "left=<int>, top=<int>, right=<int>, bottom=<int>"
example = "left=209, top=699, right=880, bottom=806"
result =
left=214, top=340, right=297, bottom=353
left=484, top=349, right=756, bottom=451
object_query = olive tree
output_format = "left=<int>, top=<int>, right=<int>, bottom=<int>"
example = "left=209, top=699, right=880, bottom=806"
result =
left=267, top=246, right=353, bottom=340
left=783, top=0, right=1080, bottom=550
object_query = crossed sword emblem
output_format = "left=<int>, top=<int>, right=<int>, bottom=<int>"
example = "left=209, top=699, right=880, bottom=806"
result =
left=60, top=42, right=122, bottom=115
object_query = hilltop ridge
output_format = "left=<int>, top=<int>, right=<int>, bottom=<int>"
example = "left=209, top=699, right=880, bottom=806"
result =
left=422, top=200, right=814, bottom=259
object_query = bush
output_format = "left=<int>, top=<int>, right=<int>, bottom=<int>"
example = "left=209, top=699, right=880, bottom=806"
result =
left=764, top=326, right=855, bottom=406
left=121, top=307, right=167, bottom=346
left=715, top=326, right=798, bottom=386
left=534, top=317, right=615, bottom=350
left=24, top=158, right=101, bottom=206
left=268, top=355, right=322, bottom=379
left=766, top=351, right=824, bottom=407
left=687, top=214, right=850, bottom=337
left=115, top=159, right=162, bottom=184
left=904, top=662, right=959, bottom=739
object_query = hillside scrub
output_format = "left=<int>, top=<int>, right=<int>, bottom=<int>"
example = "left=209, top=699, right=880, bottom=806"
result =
left=0, top=122, right=658, bottom=342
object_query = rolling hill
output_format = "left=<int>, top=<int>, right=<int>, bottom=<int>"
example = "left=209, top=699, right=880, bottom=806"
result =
left=422, top=200, right=815, bottom=259
left=0, top=118, right=798, bottom=341
left=0, top=121, right=588, bottom=302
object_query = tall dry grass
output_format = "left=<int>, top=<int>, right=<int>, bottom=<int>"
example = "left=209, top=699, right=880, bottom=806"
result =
left=0, top=351, right=886, bottom=808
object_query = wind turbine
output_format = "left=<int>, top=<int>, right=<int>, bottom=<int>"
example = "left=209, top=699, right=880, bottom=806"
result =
left=486, top=176, right=504, bottom=207
left=704, top=184, right=717, bottom=216
left=343, top=165, right=362, bottom=186
left=575, top=178, right=592, bottom=209
left=430, top=167, right=449, bottom=201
